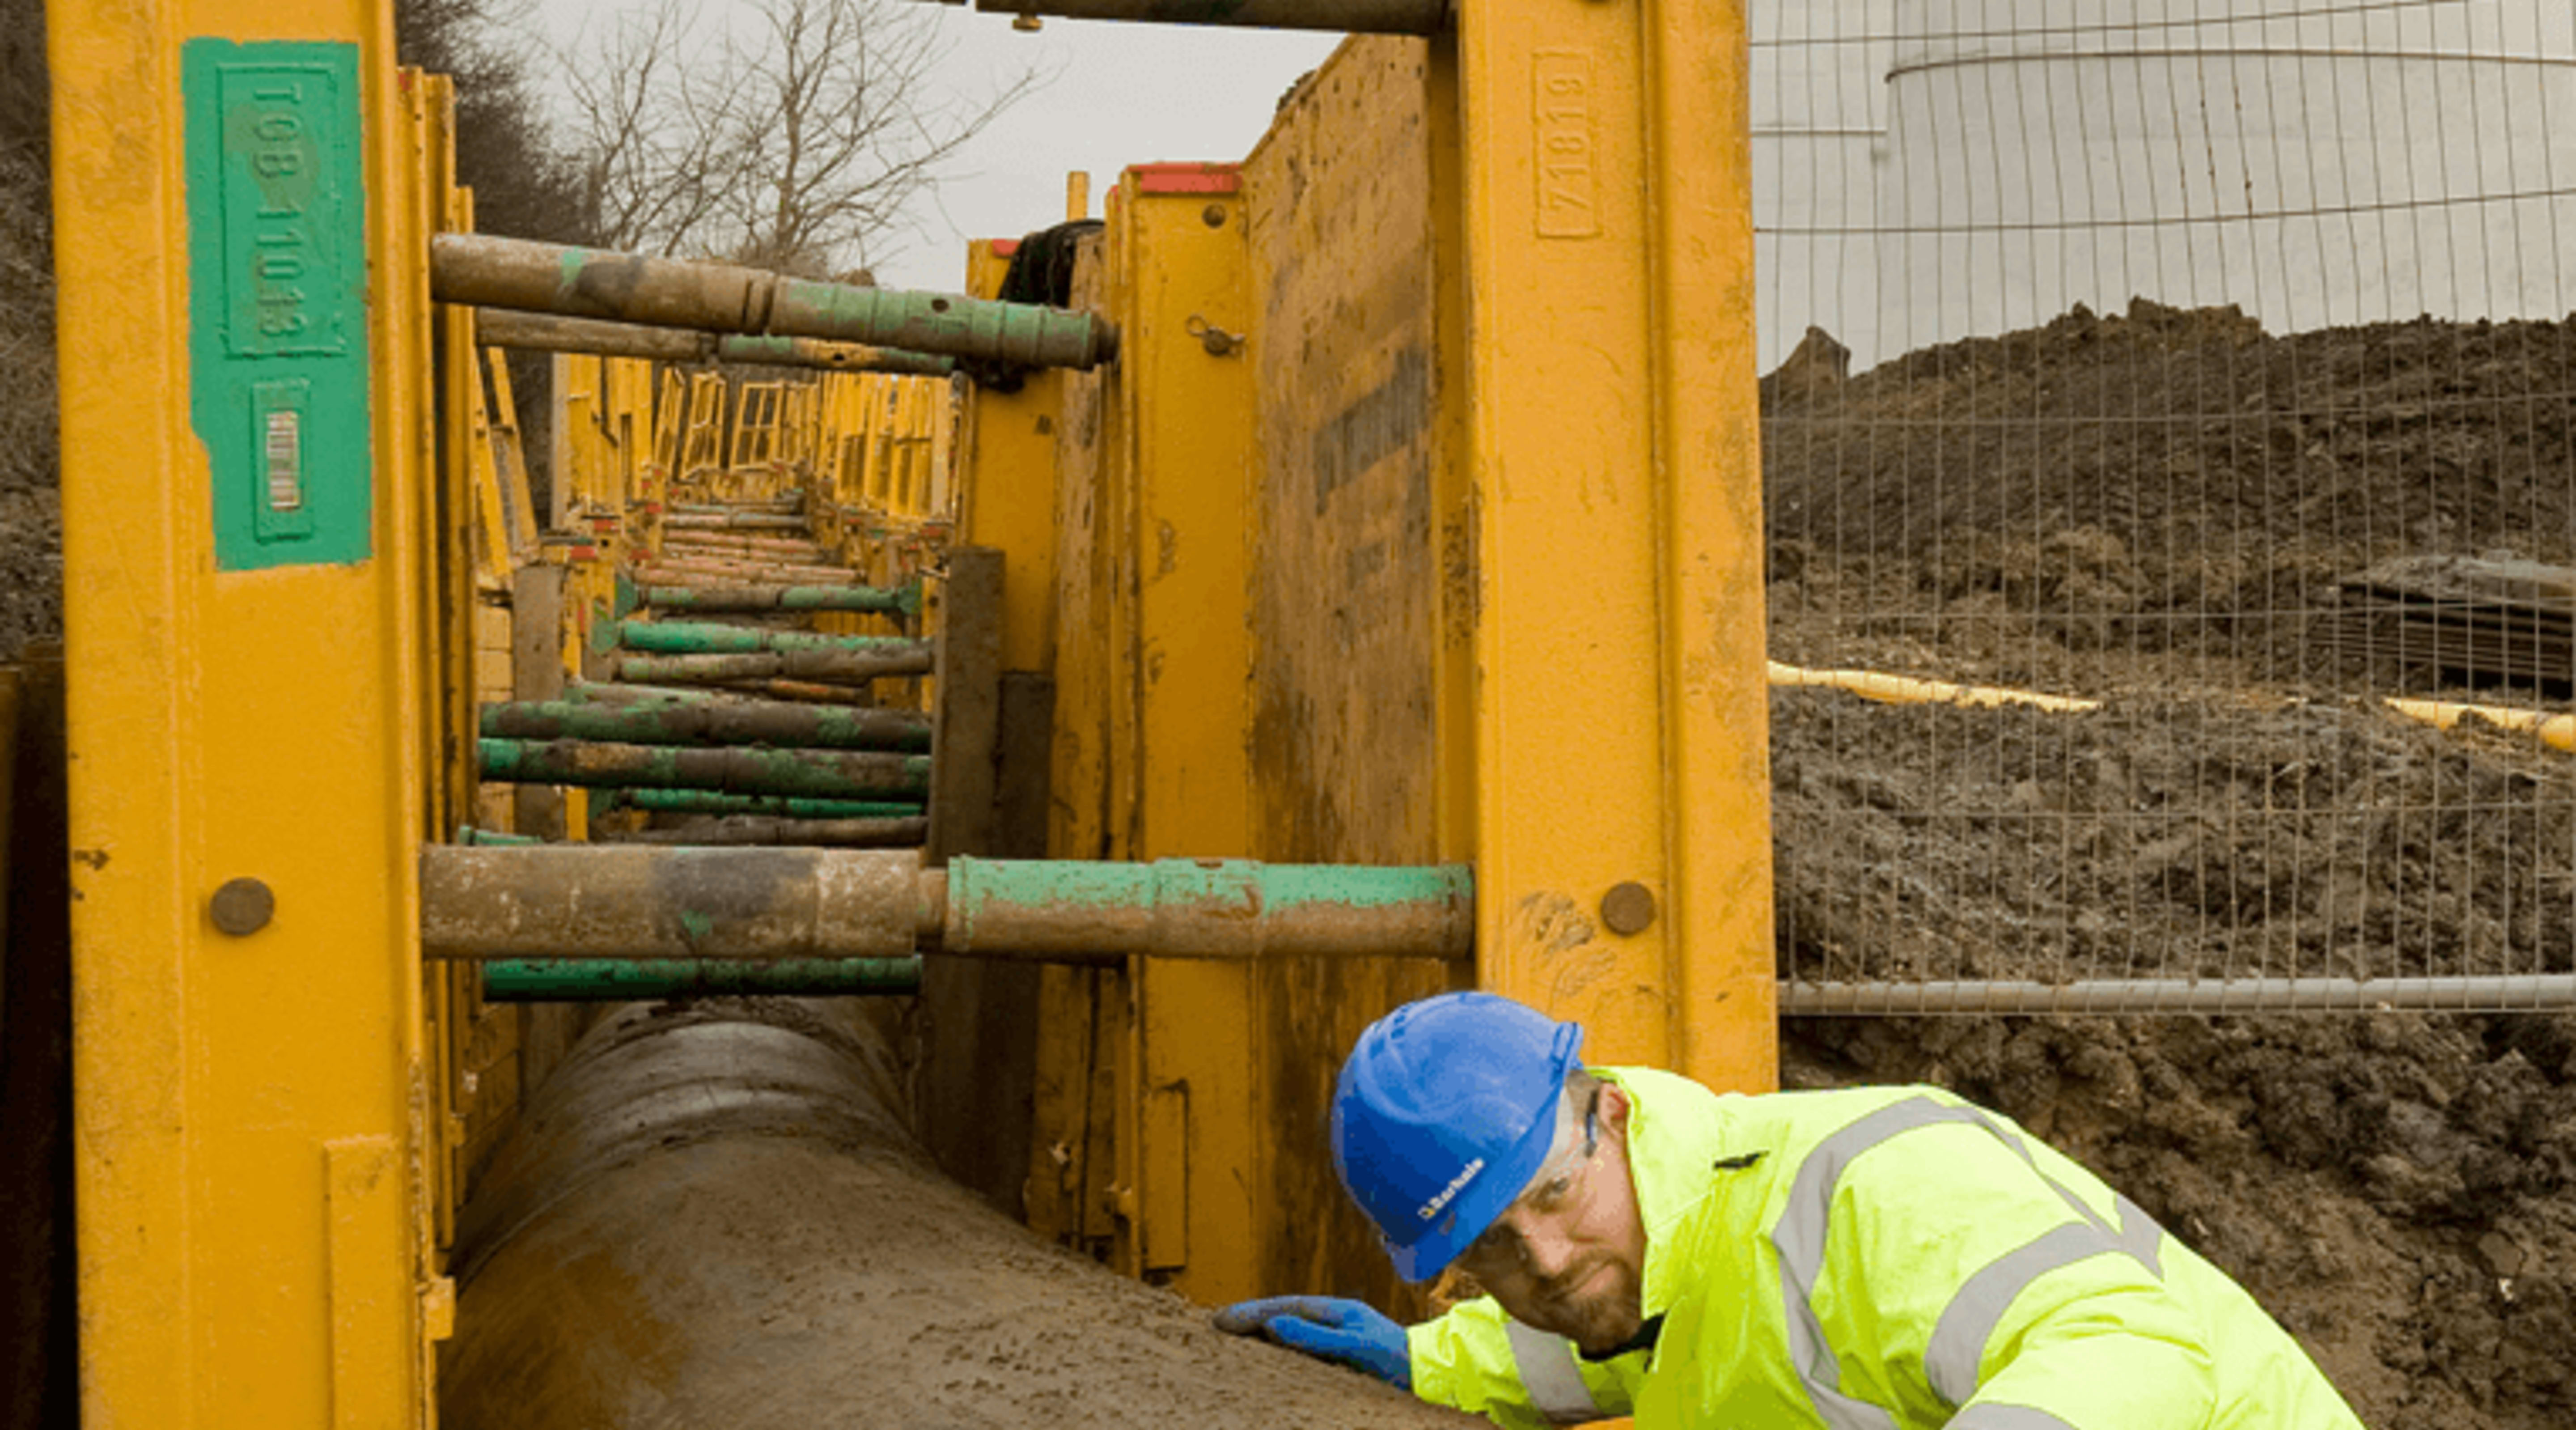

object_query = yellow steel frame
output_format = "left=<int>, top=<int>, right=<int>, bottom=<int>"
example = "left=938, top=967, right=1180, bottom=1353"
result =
left=51, top=1, right=451, bottom=1422
left=1114, top=167, right=1262, bottom=1298
left=1449, top=0, right=1775, bottom=1084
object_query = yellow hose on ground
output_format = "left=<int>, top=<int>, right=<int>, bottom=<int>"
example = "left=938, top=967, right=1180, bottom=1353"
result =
left=2383, top=696, right=2576, bottom=754
left=1768, top=661, right=2102, bottom=714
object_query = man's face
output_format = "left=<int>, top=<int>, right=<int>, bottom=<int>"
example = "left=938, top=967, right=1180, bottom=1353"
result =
left=1449, top=1083, right=1648, bottom=1355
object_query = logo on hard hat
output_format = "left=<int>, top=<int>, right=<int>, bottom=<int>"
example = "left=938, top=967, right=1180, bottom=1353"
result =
left=1416, top=1157, right=1485, bottom=1222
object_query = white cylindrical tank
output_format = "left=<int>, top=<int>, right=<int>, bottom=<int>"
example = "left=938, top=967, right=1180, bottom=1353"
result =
left=1877, top=0, right=2576, bottom=352
left=1753, top=0, right=1898, bottom=371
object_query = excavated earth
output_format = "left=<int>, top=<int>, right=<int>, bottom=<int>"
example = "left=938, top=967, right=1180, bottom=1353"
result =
left=1766, top=301, right=2576, bottom=1430
left=8, top=281, right=2575, bottom=1423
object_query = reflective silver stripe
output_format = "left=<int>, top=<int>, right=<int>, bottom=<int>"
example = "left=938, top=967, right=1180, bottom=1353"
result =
left=1775, top=1099, right=1985, bottom=1430
left=1774, top=1096, right=2173, bottom=1429
left=1923, top=1222, right=2120, bottom=1403
left=1924, top=1195, right=2171, bottom=1403
left=1948, top=1404, right=2080, bottom=1429
left=1502, top=1319, right=1605, bottom=1426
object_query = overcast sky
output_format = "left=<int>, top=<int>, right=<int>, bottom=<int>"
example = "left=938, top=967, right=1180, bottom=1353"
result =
left=534, top=0, right=1339, bottom=293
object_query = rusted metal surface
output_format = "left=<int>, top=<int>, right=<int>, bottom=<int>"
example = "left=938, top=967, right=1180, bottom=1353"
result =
left=477, top=738, right=933, bottom=800
left=437, top=1002, right=1479, bottom=1429
left=477, top=957, right=925, bottom=1001
left=614, top=649, right=935, bottom=689
left=474, top=309, right=959, bottom=377
left=615, top=620, right=923, bottom=658
left=634, top=561, right=863, bottom=587
left=419, top=845, right=931, bottom=961
left=659, top=532, right=832, bottom=561
left=606, top=788, right=921, bottom=820
left=595, top=815, right=930, bottom=848
left=481, top=697, right=932, bottom=753
left=421, top=849, right=1471, bottom=964
left=638, top=583, right=916, bottom=616
left=663, top=511, right=810, bottom=533
left=431, top=233, right=1118, bottom=370
left=947, top=0, right=1447, bottom=30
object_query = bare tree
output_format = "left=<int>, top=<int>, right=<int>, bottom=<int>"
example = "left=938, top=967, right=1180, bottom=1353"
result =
left=562, top=0, right=1041, bottom=280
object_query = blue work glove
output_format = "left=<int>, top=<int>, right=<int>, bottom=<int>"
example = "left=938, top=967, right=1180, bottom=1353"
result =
left=1213, top=1295, right=1413, bottom=1390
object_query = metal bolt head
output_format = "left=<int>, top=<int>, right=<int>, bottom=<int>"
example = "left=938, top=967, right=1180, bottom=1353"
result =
left=210, top=877, right=276, bottom=937
left=1202, top=204, right=1228, bottom=228
left=1600, top=881, right=1656, bottom=937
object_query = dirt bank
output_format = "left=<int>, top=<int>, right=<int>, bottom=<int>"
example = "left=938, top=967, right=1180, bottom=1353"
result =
left=1766, top=301, right=2576, bottom=1430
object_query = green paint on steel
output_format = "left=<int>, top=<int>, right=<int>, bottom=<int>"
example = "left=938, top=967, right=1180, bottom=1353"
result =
left=1255, top=862, right=1474, bottom=910
left=185, top=40, right=371, bottom=571
left=477, top=738, right=932, bottom=799
left=555, top=246, right=590, bottom=300
left=479, top=698, right=932, bottom=752
left=770, top=278, right=1114, bottom=369
left=945, top=857, right=1471, bottom=922
left=678, top=910, right=715, bottom=944
left=722, top=334, right=800, bottom=362
left=590, top=600, right=622, bottom=653
left=616, top=620, right=923, bottom=656
left=641, top=583, right=912, bottom=615
left=614, top=788, right=923, bottom=820
left=480, top=956, right=923, bottom=1001
left=453, top=826, right=542, bottom=846
left=614, top=570, right=639, bottom=618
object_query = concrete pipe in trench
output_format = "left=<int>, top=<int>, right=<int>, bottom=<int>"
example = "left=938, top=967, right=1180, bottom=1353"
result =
left=438, top=999, right=1478, bottom=1428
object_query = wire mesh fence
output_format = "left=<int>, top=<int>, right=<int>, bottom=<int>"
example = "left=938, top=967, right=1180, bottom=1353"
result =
left=1757, top=0, right=2576, bottom=1013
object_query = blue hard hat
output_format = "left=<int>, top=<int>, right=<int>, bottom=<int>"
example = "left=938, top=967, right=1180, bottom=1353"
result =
left=1330, top=992, right=1585, bottom=1282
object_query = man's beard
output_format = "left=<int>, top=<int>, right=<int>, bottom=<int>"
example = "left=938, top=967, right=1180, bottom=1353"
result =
left=1513, top=1257, right=1644, bottom=1356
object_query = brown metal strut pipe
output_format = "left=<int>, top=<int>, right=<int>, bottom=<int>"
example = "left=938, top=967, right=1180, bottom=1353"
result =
left=940, top=0, right=1446, bottom=30
left=416, top=849, right=1476, bottom=965
left=473, top=309, right=960, bottom=377
left=432, top=233, right=1118, bottom=370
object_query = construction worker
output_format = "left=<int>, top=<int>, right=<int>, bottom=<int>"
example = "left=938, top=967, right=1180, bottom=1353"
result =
left=1215, top=991, right=2364, bottom=1429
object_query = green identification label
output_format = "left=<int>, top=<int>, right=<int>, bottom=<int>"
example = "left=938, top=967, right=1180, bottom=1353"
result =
left=184, top=40, right=371, bottom=570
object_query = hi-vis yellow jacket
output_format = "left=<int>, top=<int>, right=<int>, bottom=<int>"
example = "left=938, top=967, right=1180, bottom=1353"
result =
left=1407, top=1069, right=2364, bottom=1430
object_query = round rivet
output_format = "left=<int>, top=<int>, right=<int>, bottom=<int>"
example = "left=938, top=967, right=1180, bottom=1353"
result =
left=1600, top=881, right=1656, bottom=936
left=1202, top=204, right=1228, bottom=228
left=210, top=878, right=275, bottom=937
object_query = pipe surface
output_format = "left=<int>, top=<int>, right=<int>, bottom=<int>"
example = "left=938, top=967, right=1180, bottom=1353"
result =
left=477, top=738, right=933, bottom=799
left=597, top=815, right=930, bottom=848
left=952, top=0, right=1447, bottom=30
left=432, top=233, right=1118, bottom=369
left=420, top=845, right=931, bottom=961
left=438, top=1002, right=1475, bottom=1429
left=421, top=851, right=1473, bottom=964
left=610, top=788, right=923, bottom=819
left=473, top=308, right=958, bottom=376
left=613, top=649, right=936, bottom=687
left=639, top=583, right=915, bottom=615
left=479, top=956, right=923, bottom=1000
left=941, top=856, right=1476, bottom=962
left=617, top=620, right=923, bottom=657
left=482, top=697, right=932, bottom=752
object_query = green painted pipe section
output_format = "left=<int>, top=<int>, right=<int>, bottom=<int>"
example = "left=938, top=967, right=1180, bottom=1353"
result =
left=618, top=620, right=923, bottom=656
left=941, top=857, right=1474, bottom=960
left=455, top=826, right=543, bottom=846
left=480, top=698, right=932, bottom=752
left=478, top=738, right=932, bottom=800
left=427, top=234, right=1115, bottom=371
left=609, top=788, right=924, bottom=820
left=480, top=956, right=924, bottom=1001
left=641, top=583, right=919, bottom=616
